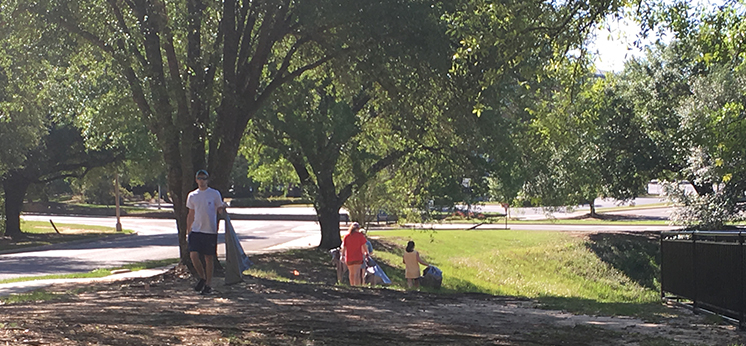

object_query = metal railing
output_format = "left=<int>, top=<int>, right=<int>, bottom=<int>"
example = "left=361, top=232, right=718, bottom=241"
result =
left=661, top=230, right=746, bottom=328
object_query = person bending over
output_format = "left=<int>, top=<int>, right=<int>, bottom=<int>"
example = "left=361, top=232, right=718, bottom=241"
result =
left=402, top=241, right=428, bottom=288
left=341, top=222, right=369, bottom=286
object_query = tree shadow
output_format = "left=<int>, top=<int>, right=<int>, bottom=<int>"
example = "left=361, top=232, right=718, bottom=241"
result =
left=536, top=295, right=676, bottom=322
left=567, top=213, right=667, bottom=221
left=584, top=231, right=661, bottom=290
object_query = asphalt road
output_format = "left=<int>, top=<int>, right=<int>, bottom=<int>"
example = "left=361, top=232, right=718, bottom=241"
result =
left=1, top=215, right=320, bottom=281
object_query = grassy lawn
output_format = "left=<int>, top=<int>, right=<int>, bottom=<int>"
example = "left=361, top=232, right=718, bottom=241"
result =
left=366, top=229, right=664, bottom=319
left=0, top=220, right=133, bottom=252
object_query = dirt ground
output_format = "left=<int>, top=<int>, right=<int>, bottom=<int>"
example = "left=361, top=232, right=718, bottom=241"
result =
left=1, top=260, right=744, bottom=346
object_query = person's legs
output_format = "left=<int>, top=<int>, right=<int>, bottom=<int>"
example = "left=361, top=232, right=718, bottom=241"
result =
left=347, top=264, right=362, bottom=286
left=190, top=251, right=205, bottom=279
left=204, top=254, right=214, bottom=286
left=407, top=278, right=413, bottom=288
left=353, top=265, right=362, bottom=286
left=190, top=251, right=206, bottom=291
left=413, top=278, right=420, bottom=288
left=336, top=261, right=346, bottom=284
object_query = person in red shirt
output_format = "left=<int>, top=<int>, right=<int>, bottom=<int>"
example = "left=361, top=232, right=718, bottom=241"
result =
left=341, top=222, right=369, bottom=286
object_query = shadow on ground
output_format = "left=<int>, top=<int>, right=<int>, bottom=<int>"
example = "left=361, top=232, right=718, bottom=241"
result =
left=585, top=231, right=661, bottom=290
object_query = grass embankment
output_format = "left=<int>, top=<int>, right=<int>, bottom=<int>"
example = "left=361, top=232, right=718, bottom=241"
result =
left=247, top=229, right=663, bottom=320
left=371, top=230, right=662, bottom=318
left=0, top=221, right=134, bottom=252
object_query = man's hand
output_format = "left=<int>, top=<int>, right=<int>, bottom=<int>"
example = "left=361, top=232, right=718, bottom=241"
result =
left=186, top=208, right=195, bottom=234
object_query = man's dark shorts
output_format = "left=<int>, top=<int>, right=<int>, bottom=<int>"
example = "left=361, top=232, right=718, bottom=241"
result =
left=188, top=232, right=218, bottom=256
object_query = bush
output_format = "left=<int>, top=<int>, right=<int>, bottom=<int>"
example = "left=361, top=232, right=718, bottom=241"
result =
left=663, top=147, right=745, bottom=230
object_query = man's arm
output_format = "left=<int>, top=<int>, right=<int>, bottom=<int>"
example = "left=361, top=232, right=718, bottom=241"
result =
left=215, top=195, right=226, bottom=232
left=186, top=208, right=195, bottom=235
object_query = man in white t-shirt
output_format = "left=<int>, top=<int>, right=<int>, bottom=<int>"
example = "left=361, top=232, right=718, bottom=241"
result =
left=186, top=169, right=225, bottom=295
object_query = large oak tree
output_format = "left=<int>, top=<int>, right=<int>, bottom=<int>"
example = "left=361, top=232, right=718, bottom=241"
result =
left=14, top=0, right=622, bottom=254
left=22, top=0, right=429, bottom=257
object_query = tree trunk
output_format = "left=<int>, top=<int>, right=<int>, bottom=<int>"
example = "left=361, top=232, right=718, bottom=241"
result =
left=691, top=181, right=713, bottom=196
left=588, top=201, right=598, bottom=218
left=317, top=203, right=342, bottom=249
left=166, top=167, right=190, bottom=265
left=3, top=172, right=31, bottom=239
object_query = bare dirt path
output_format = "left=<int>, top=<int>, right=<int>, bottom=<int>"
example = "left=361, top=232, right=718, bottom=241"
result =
left=1, top=263, right=744, bottom=346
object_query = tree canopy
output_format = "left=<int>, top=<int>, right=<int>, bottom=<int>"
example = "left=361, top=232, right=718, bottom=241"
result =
left=6, top=0, right=625, bottom=251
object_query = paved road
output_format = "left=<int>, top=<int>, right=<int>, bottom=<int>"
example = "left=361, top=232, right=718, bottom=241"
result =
left=1, top=214, right=320, bottom=281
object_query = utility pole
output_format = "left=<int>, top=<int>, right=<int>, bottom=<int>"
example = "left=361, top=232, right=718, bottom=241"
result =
left=502, top=203, right=509, bottom=230
left=115, top=173, right=122, bottom=232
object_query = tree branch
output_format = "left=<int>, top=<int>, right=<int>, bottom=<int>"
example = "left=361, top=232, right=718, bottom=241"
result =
left=106, top=0, right=147, bottom=67
left=237, top=0, right=257, bottom=67
left=337, top=149, right=409, bottom=205
left=254, top=54, right=334, bottom=108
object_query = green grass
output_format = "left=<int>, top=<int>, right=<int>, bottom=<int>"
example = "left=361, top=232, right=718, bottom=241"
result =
left=0, top=258, right=178, bottom=285
left=0, top=290, right=66, bottom=304
left=369, top=229, right=665, bottom=319
left=20, top=220, right=127, bottom=234
left=0, top=286, right=100, bottom=304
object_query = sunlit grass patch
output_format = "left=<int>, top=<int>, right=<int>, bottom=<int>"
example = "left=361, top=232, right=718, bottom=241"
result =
left=243, top=268, right=297, bottom=283
left=20, top=220, right=124, bottom=234
left=0, top=290, right=65, bottom=304
left=0, top=285, right=105, bottom=305
left=369, top=229, right=664, bottom=317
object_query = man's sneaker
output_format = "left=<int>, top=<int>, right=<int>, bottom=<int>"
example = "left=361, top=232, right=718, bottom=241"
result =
left=200, top=285, right=212, bottom=295
left=194, top=279, right=206, bottom=292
